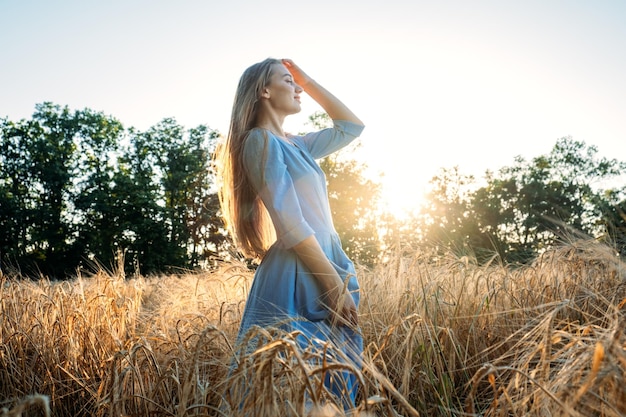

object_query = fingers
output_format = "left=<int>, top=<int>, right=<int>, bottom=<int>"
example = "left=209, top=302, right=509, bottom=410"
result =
left=344, top=294, right=358, bottom=327
left=281, top=59, right=298, bottom=73
left=339, top=301, right=358, bottom=328
left=281, top=59, right=312, bottom=88
left=328, top=306, right=355, bottom=328
left=348, top=305, right=358, bottom=327
left=326, top=291, right=358, bottom=328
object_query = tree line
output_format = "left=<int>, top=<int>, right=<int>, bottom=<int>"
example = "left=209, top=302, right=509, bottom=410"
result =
left=1, top=103, right=625, bottom=278
left=392, top=138, right=626, bottom=264
left=1, top=103, right=225, bottom=277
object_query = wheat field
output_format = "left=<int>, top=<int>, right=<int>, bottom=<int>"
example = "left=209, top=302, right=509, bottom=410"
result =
left=1, top=239, right=625, bottom=416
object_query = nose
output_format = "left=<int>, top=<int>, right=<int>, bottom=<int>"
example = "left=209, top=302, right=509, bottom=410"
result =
left=295, top=84, right=303, bottom=93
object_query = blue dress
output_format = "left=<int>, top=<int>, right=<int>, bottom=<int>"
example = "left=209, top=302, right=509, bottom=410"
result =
left=237, top=119, right=365, bottom=407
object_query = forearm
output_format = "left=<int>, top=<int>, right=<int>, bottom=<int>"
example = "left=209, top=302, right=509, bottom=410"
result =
left=301, top=79, right=364, bottom=126
left=292, top=235, right=344, bottom=296
left=292, top=235, right=359, bottom=327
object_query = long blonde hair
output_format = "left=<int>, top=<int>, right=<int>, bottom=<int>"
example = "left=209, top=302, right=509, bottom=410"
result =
left=214, top=58, right=281, bottom=258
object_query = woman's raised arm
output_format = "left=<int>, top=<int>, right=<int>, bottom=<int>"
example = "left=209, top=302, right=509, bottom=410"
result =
left=282, top=59, right=363, bottom=126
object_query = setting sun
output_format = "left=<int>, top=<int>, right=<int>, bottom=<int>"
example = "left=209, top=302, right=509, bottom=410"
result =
left=378, top=177, right=429, bottom=220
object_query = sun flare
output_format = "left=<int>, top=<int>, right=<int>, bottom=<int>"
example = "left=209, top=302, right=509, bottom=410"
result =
left=377, top=173, right=429, bottom=220
left=360, top=141, right=432, bottom=221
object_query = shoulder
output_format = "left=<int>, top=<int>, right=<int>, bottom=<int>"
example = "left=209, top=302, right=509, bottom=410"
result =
left=244, top=128, right=266, bottom=146
left=246, top=128, right=288, bottom=147
left=243, top=129, right=286, bottom=162
left=244, top=129, right=270, bottom=152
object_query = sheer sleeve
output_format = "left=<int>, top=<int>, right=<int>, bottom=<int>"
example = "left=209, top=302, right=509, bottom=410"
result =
left=243, top=130, right=315, bottom=248
left=292, top=120, right=364, bottom=159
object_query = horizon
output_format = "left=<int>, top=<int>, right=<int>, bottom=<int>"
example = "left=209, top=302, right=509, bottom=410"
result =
left=2, top=0, right=625, bottom=213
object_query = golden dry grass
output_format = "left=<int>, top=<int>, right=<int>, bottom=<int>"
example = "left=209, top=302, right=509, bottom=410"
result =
left=1, top=239, right=625, bottom=416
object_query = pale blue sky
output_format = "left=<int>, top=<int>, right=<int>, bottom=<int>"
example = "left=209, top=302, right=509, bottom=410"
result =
left=2, top=0, right=625, bottom=213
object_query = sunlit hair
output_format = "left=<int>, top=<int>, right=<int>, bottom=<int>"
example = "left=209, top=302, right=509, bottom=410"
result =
left=214, top=58, right=281, bottom=259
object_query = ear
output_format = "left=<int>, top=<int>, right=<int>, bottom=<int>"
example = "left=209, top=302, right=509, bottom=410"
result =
left=261, top=88, right=270, bottom=99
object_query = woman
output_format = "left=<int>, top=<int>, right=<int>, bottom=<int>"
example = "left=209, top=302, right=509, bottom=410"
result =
left=216, top=57, right=365, bottom=408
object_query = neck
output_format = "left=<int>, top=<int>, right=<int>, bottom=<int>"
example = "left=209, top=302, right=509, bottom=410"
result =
left=256, top=110, right=286, bottom=138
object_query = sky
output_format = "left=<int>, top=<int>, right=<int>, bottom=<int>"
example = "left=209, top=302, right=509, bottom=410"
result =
left=2, top=0, right=625, bottom=216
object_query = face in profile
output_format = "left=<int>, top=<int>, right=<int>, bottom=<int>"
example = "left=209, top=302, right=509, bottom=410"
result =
left=261, top=63, right=303, bottom=116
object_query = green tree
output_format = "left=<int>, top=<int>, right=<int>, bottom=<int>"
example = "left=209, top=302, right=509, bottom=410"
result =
left=72, top=109, right=125, bottom=270
left=24, top=103, right=81, bottom=276
left=185, top=127, right=228, bottom=267
left=0, top=117, right=38, bottom=270
left=417, top=166, right=485, bottom=257
left=142, top=119, right=191, bottom=268
left=595, top=195, right=626, bottom=256
left=1, top=103, right=229, bottom=277
left=148, top=119, right=224, bottom=268
left=111, top=125, right=177, bottom=274
left=118, top=120, right=225, bottom=274
left=473, top=138, right=625, bottom=263
left=419, top=137, right=626, bottom=264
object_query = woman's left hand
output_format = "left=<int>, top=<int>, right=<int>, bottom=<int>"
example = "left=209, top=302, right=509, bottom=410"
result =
left=326, top=288, right=359, bottom=329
